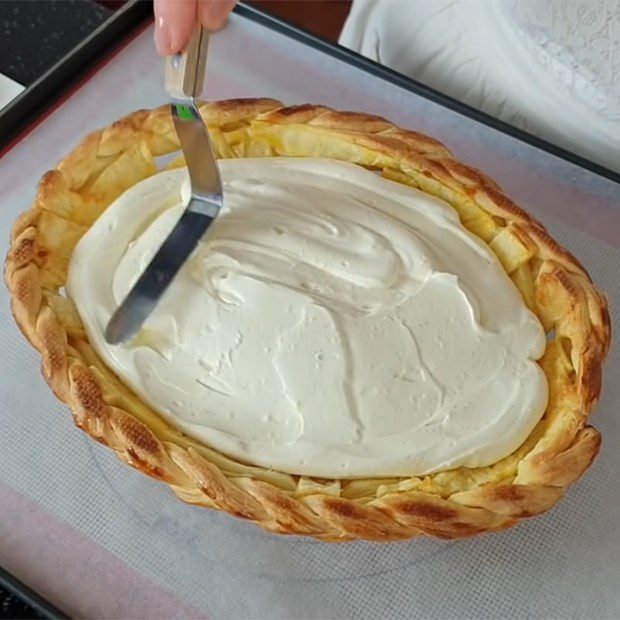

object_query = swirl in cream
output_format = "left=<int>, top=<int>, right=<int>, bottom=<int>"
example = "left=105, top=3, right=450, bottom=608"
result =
left=68, top=158, right=547, bottom=478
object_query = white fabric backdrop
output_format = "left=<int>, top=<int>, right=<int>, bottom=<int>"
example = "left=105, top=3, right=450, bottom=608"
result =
left=340, top=0, right=620, bottom=174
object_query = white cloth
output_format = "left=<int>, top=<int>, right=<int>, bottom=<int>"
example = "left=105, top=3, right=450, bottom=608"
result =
left=340, top=0, right=620, bottom=173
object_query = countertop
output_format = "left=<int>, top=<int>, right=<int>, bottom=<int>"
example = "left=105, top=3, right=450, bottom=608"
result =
left=0, top=0, right=111, bottom=87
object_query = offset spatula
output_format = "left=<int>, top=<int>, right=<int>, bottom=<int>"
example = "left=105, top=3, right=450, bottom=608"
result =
left=105, top=27, right=223, bottom=345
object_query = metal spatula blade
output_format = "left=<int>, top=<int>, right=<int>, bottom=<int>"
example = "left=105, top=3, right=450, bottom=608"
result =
left=105, top=28, right=223, bottom=345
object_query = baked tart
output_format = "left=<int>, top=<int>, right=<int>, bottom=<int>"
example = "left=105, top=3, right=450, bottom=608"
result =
left=5, top=99, right=610, bottom=541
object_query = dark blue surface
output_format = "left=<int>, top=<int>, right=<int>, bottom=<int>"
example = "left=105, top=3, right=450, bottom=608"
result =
left=0, top=587, right=44, bottom=619
left=0, top=0, right=111, bottom=87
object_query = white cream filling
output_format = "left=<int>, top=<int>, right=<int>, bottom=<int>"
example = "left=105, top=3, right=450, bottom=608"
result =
left=68, top=158, right=548, bottom=478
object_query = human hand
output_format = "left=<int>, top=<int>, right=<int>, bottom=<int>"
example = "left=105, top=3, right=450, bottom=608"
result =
left=154, top=0, right=237, bottom=55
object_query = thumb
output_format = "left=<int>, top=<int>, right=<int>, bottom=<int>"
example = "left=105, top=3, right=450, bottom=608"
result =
left=154, top=0, right=198, bottom=55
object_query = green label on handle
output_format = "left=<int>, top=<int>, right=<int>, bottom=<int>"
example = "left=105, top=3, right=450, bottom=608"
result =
left=176, top=104, right=194, bottom=120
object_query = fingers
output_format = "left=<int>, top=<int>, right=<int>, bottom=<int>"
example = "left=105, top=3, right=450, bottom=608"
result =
left=154, top=0, right=198, bottom=55
left=197, top=0, right=237, bottom=32
left=154, top=0, right=237, bottom=55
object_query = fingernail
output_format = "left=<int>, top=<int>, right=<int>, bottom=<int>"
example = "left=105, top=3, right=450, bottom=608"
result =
left=154, top=14, right=172, bottom=55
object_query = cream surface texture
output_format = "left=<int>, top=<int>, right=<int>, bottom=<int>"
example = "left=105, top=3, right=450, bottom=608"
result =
left=68, top=159, right=548, bottom=478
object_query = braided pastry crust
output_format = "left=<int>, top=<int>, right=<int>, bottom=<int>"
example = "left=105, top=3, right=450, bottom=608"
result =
left=5, top=99, right=610, bottom=541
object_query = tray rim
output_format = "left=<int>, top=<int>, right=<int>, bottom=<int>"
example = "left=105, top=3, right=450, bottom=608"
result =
left=0, top=566, right=68, bottom=620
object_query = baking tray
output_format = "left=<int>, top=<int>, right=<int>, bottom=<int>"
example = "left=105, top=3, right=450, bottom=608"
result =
left=0, top=2, right=618, bottom=618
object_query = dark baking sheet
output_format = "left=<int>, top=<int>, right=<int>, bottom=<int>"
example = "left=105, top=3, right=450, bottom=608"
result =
left=1, top=1, right=616, bottom=616
left=0, top=567, right=67, bottom=620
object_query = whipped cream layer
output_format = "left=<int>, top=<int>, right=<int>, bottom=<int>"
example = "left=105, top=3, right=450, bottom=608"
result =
left=68, top=159, right=548, bottom=478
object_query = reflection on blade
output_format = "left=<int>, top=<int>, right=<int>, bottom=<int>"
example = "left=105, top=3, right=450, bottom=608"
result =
left=105, top=207, right=215, bottom=344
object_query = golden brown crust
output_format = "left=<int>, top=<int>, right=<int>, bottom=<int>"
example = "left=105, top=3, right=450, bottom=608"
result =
left=4, top=99, right=611, bottom=542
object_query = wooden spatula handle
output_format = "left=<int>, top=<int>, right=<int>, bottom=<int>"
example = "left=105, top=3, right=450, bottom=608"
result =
left=164, top=27, right=209, bottom=100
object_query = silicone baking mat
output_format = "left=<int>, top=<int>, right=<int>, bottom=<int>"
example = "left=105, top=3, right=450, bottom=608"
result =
left=1, top=11, right=619, bottom=619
